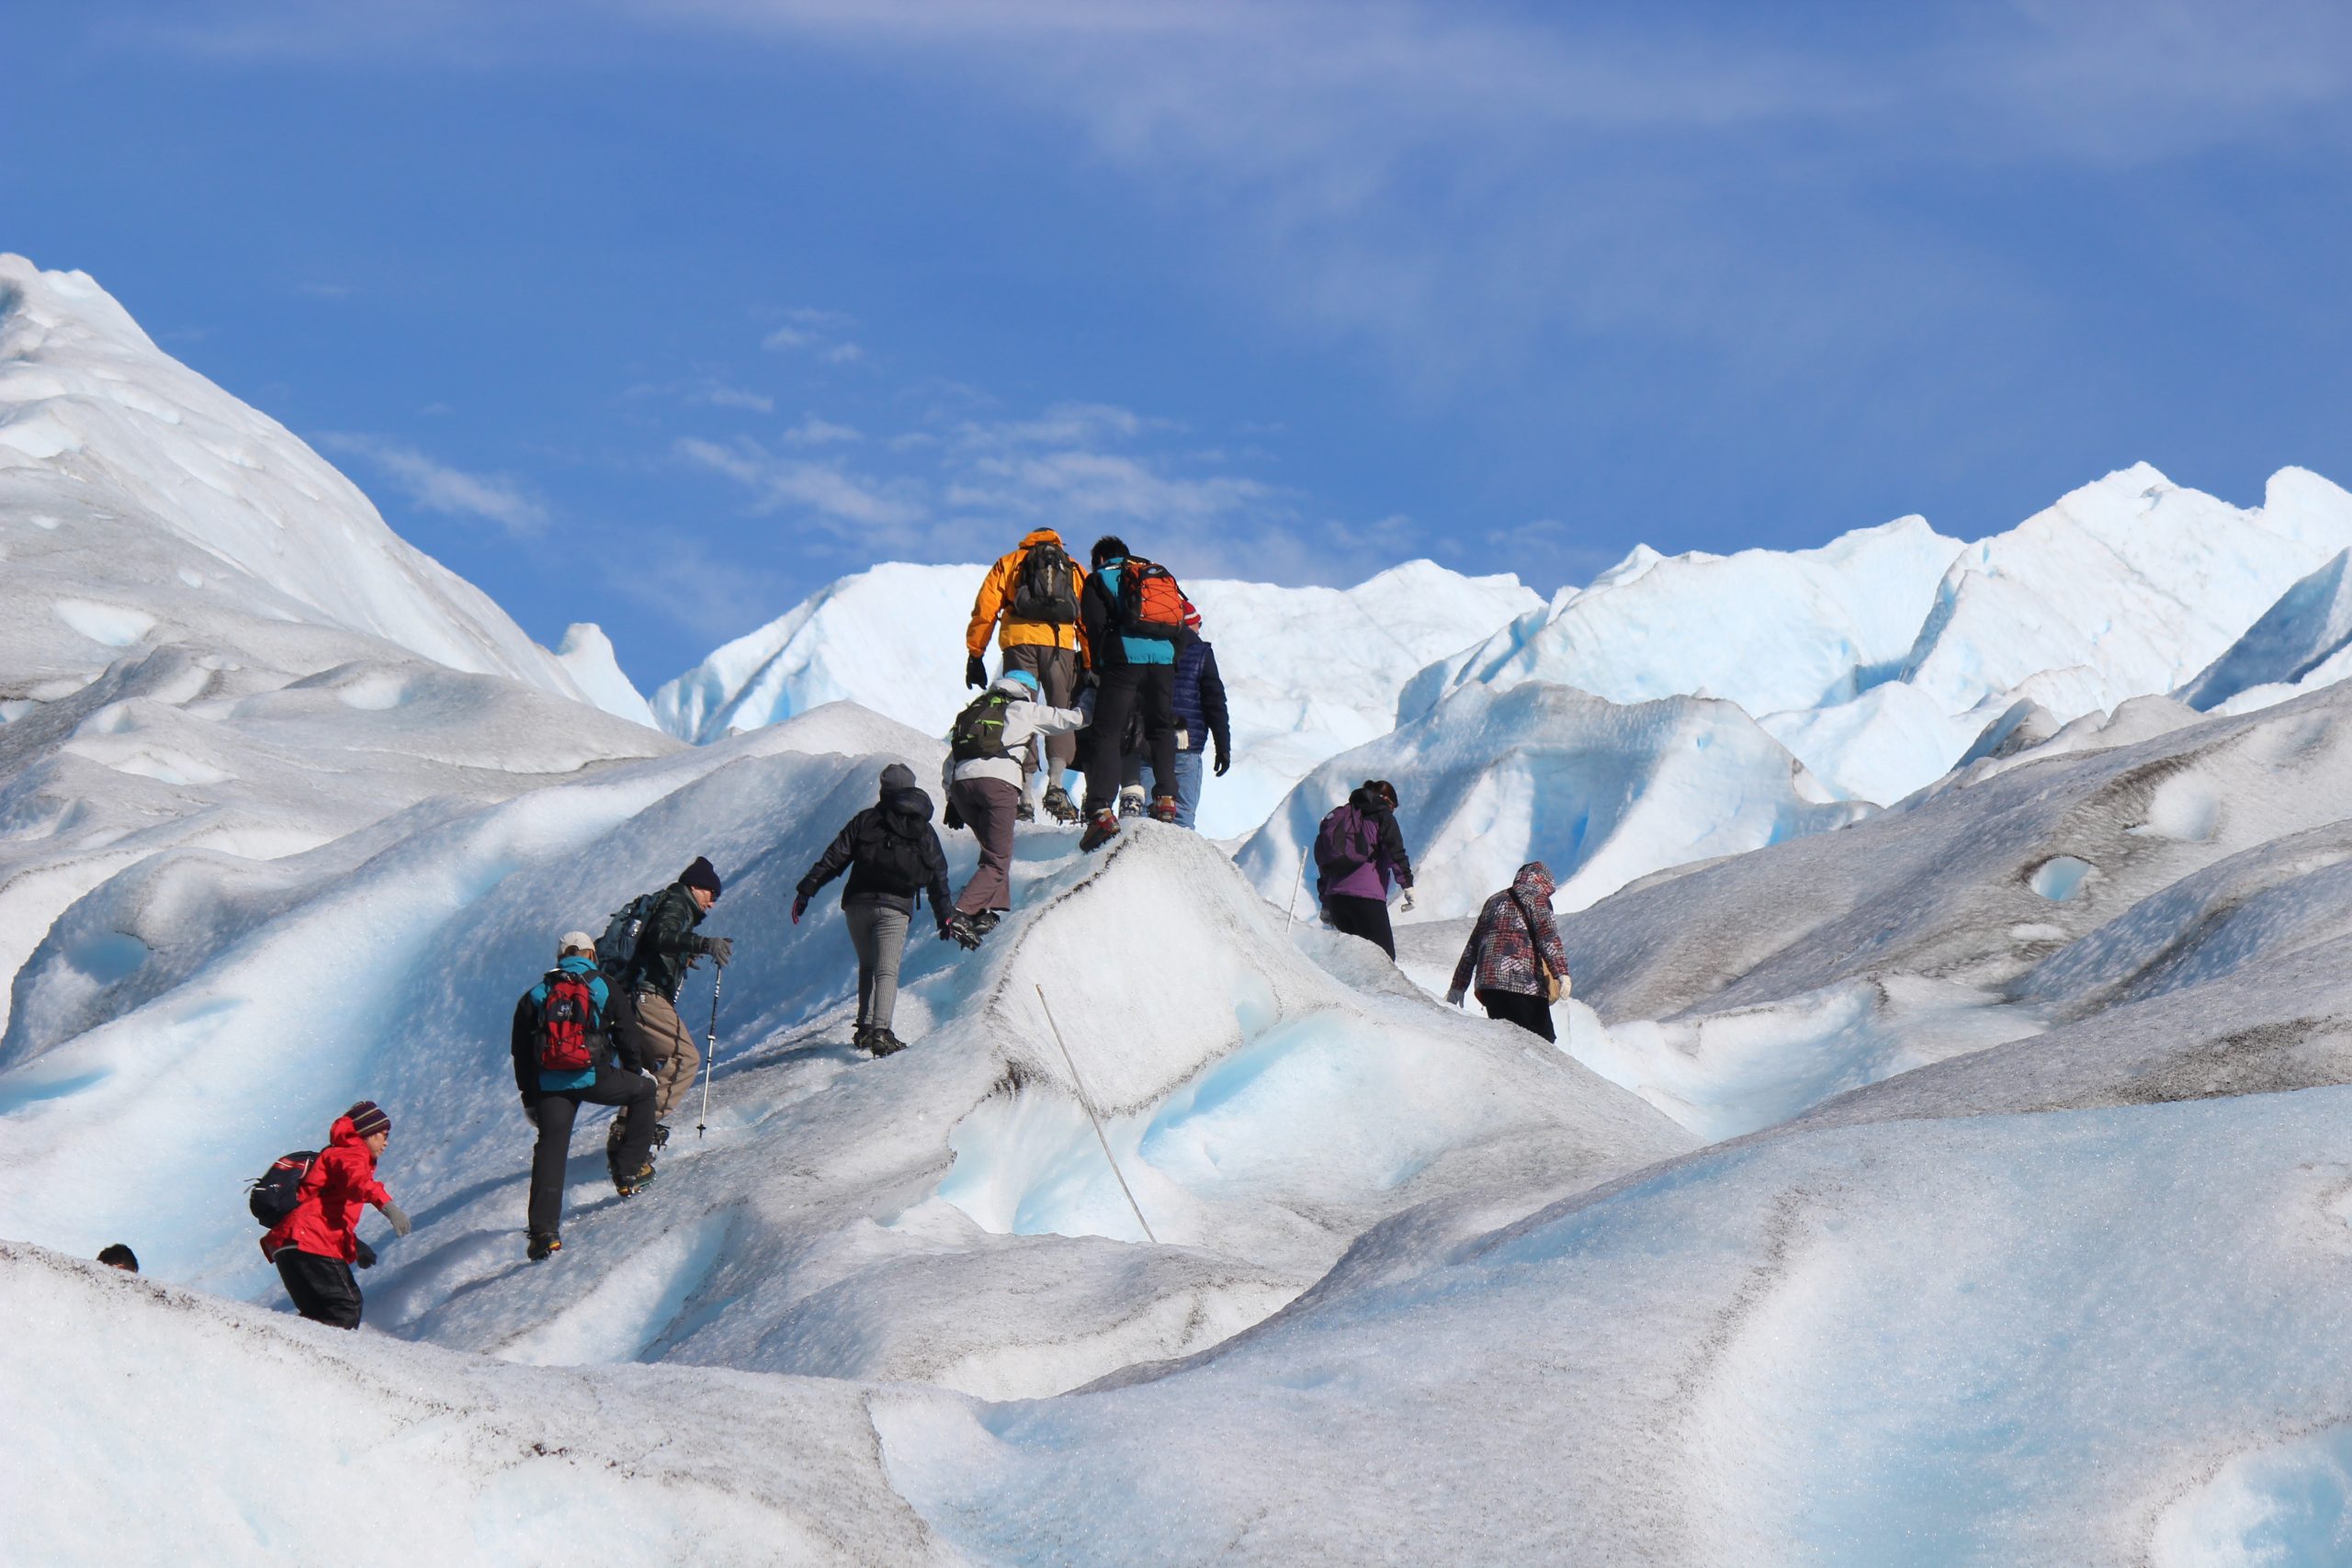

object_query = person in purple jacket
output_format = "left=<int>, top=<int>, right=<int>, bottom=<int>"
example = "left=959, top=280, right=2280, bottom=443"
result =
left=1313, top=780, right=1415, bottom=960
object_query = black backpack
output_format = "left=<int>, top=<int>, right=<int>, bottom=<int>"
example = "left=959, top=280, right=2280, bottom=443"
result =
left=1009, top=540, right=1080, bottom=624
left=950, top=690, right=1018, bottom=763
left=249, top=1150, right=317, bottom=1227
left=854, top=813, right=931, bottom=899
left=595, top=892, right=660, bottom=986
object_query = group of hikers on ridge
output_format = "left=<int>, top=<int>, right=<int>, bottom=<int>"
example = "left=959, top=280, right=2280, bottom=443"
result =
left=239, top=529, right=1577, bottom=1318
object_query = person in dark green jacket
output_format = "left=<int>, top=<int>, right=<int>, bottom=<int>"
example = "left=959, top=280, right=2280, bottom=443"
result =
left=607, top=856, right=731, bottom=1163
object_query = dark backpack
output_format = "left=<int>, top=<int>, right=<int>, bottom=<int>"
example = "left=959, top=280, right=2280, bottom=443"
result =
left=249, top=1150, right=317, bottom=1227
left=595, top=893, right=659, bottom=986
left=1010, top=540, right=1080, bottom=624
left=536, top=967, right=601, bottom=1073
left=950, top=690, right=1018, bottom=763
left=854, top=812, right=931, bottom=899
left=1313, top=806, right=1375, bottom=896
left=1114, top=558, right=1187, bottom=641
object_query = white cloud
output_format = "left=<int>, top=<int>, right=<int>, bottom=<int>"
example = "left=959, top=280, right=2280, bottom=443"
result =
left=763, top=306, right=865, bottom=365
left=785, top=416, right=862, bottom=445
left=315, top=432, right=549, bottom=537
left=675, top=436, right=925, bottom=535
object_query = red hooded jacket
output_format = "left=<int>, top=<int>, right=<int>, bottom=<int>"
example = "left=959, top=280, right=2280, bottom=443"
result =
left=260, top=1116, right=390, bottom=1262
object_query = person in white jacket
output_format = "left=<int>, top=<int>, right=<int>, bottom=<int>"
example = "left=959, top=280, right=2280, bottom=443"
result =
left=942, top=670, right=1088, bottom=947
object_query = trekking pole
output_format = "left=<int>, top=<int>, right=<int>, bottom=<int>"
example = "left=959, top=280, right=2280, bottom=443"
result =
left=1035, top=986, right=1159, bottom=1245
left=696, top=968, right=723, bottom=1140
left=1284, top=846, right=1308, bottom=933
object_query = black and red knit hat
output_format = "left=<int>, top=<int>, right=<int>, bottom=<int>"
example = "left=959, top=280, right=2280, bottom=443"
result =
left=345, top=1100, right=390, bottom=1140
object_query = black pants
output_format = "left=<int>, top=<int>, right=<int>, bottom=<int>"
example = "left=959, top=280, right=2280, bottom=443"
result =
left=275, top=1248, right=363, bottom=1329
left=1086, top=664, right=1176, bottom=811
left=530, top=1066, right=657, bottom=1237
left=1478, top=987, right=1556, bottom=1043
left=1324, top=894, right=1396, bottom=960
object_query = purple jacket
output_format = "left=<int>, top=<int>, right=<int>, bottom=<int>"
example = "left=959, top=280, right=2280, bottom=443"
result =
left=1317, top=792, right=1414, bottom=902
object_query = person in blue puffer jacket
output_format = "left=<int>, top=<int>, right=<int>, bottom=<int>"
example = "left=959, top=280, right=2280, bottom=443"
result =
left=1166, top=599, right=1230, bottom=829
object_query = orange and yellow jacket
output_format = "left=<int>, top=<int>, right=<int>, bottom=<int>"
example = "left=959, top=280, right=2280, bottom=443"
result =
left=966, top=529, right=1091, bottom=659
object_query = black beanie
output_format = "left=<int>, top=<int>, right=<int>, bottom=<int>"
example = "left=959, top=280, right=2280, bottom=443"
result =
left=346, top=1100, right=390, bottom=1140
left=681, top=856, right=723, bottom=899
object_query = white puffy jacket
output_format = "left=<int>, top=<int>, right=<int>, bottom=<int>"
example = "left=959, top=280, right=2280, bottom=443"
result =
left=943, top=678, right=1089, bottom=790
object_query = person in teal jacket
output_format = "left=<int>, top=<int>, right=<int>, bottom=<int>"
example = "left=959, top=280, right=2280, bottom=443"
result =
left=1077, top=535, right=1180, bottom=849
left=511, top=932, right=658, bottom=1260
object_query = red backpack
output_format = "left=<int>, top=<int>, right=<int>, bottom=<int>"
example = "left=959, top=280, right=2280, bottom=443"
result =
left=1116, top=558, right=1188, bottom=641
left=537, top=968, right=600, bottom=1073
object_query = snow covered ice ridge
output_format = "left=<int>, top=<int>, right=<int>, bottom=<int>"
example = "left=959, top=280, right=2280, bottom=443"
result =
left=15, top=252, right=2352, bottom=1562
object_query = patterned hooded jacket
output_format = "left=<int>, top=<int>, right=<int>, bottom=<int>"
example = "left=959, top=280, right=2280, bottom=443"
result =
left=1450, top=862, right=1571, bottom=999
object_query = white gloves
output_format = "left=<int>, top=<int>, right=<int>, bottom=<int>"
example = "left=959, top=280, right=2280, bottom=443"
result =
left=1445, top=987, right=1465, bottom=1007
left=1396, top=889, right=1416, bottom=913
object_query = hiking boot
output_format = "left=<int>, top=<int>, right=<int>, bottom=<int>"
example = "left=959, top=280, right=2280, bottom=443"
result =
left=616, top=1162, right=659, bottom=1198
left=853, top=1024, right=877, bottom=1051
left=1118, top=784, right=1148, bottom=818
left=971, top=908, right=1002, bottom=933
left=1148, top=795, right=1180, bottom=824
left=944, top=912, right=987, bottom=951
left=1080, top=809, right=1121, bottom=852
left=1042, top=784, right=1081, bottom=824
left=866, top=1028, right=909, bottom=1057
left=527, top=1232, right=562, bottom=1263
left=1016, top=793, right=1036, bottom=822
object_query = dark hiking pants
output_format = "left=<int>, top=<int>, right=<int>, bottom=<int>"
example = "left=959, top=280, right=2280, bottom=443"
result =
left=1324, top=894, right=1396, bottom=960
left=537, top=1066, right=657, bottom=1235
left=1478, top=987, right=1557, bottom=1043
left=1084, top=664, right=1176, bottom=813
left=275, top=1247, right=363, bottom=1329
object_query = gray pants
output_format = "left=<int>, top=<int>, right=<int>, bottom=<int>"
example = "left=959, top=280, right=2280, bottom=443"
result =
left=845, top=901, right=910, bottom=1032
left=1001, top=643, right=1080, bottom=782
left=951, top=776, right=1023, bottom=915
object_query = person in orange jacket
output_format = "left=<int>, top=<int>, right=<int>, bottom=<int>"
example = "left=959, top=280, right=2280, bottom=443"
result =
left=965, top=527, right=1090, bottom=823
left=259, top=1100, right=412, bottom=1329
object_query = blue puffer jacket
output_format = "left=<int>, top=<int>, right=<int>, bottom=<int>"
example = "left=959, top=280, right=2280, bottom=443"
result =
left=1172, top=634, right=1229, bottom=754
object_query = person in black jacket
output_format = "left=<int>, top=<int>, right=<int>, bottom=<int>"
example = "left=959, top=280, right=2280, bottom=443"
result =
left=606, top=856, right=729, bottom=1170
left=793, top=763, right=955, bottom=1055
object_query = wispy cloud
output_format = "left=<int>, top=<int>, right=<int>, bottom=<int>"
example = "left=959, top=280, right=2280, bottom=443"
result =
left=762, top=305, right=865, bottom=365
left=785, top=416, right=861, bottom=445
left=315, top=432, right=549, bottom=537
left=675, top=436, right=925, bottom=535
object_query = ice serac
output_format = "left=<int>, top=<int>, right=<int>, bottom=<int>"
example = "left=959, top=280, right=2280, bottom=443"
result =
left=2177, top=546, right=2352, bottom=713
left=0, top=254, right=591, bottom=700
left=554, top=621, right=660, bottom=728
left=1898, top=463, right=2352, bottom=720
left=1238, top=681, right=1865, bottom=921
left=655, top=557, right=1540, bottom=837
left=1403, top=515, right=1963, bottom=724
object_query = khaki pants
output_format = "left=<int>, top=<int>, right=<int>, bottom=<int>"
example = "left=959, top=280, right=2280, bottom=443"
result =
left=950, top=776, right=1022, bottom=915
left=1001, top=642, right=1080, bottom=781
left=609, top=989, right=701, bottom=1149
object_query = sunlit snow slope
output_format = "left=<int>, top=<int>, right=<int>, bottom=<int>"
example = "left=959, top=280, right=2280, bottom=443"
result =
left=12, top=254, right=2352, bottom=1567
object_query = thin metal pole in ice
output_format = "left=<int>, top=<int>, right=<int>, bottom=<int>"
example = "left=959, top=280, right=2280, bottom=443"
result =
left=696, top=968, right=723, bottom=1140
left=1035, top=985, right=1159, bottom=1246
left=1284, top=846, right=1308, bottom=933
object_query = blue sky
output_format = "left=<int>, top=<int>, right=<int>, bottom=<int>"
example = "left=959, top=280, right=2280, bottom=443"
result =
left=13, top=1, right=2352, bottom=690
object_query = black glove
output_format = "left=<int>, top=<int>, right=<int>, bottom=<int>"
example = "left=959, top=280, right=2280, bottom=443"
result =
left=1078, top=668, right=1099, bottom=694
left=354, top=1238, right=378, bottom=1270
left=944, top=798, right=965, bottom=831
left=698, top=934, right=734, bottom=968
left=1213, top=747, right=1230, bottom=778
left=966, top=655, right=988, bottom=689
left=791, top=895, right=808, bottom=925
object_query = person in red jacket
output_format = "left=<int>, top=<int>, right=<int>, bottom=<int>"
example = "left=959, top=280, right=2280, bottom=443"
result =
left=260, top=1100, right=412, bottom=1329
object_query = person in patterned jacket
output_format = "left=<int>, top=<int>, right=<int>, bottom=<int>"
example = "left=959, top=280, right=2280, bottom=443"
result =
left=1446, top=862, right=1572, bottom=1041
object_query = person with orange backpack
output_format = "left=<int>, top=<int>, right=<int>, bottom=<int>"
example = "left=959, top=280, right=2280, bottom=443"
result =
left=1076, top=535, right=1186, bottom=851
left=964, top=527, right=1090, bottom=823
left=512, top=931, right=658, bottom=1261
